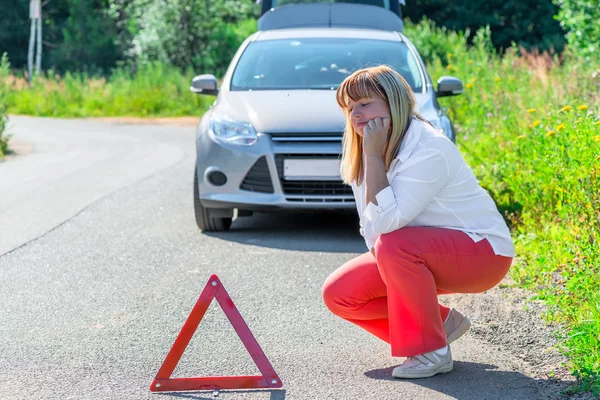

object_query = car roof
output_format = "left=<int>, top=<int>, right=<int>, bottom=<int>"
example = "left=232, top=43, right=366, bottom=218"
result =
left=257, top=3, right=404, bottom=32
left=253, top=28, right=404, bottom=42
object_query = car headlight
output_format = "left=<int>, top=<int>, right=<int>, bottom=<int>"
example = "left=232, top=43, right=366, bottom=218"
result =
left=209, top=115, right=258, bottom=146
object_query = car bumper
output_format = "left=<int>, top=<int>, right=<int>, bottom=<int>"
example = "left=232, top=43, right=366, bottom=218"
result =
left=195, top=129, right=355, bottom=211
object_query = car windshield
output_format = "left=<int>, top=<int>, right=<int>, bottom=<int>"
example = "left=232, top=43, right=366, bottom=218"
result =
left=230, top=38, right=424, bottom=91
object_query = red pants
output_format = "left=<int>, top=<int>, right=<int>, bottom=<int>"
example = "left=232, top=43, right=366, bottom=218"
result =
left=322, top=227, right=512, bottom=357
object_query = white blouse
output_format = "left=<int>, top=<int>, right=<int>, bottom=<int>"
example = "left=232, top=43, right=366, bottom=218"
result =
left=351, top=118, right=516, bottom=257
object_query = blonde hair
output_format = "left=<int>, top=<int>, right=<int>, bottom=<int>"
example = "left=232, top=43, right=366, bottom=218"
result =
left=336, top=65, right=423, bottom=185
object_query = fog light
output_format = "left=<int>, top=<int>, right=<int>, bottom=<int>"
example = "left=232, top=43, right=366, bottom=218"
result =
left=208, top=171, right=227, bottom=186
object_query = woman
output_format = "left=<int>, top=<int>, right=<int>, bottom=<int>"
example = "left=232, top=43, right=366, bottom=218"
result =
left=322, top=65, right=515, bottom=379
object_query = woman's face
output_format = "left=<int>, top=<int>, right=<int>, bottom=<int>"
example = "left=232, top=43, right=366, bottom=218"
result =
left=347, top=96, right=390, bottom=137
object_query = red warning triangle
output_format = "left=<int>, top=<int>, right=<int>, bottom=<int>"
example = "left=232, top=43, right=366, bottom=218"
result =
left=150, top=274, right=283, bottom=392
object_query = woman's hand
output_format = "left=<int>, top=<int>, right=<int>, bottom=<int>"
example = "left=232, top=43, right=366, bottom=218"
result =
left=363, top=117, right=390, bottom=157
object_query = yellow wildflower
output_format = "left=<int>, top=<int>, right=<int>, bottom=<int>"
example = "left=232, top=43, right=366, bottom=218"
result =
left=578, top=105, right=588, bottom=111
left=447, top=53, right=453, bottom=58
left=547, top=130, right=556, bottom=137
left=577, top=118, right=583, bottom=122
left=467, top=59, right=473, bottom=64
left=517, top=134, right=526, bottom=139
left=446, top=65, right=453, bottom=71
left=532, top=120, right=541, bottom=128
left=593, top=136, right=600, bottom=142
left=527, top=108, right=536, bottom=113
left=556, top=124, right=566, bottom=132
left=594, top=121, right=600, bottom=126
left=494, top=77, right=501, bottom=82
left=466, top=83, right=473, bottom=89
left=561, top=105, right=572, bottom=112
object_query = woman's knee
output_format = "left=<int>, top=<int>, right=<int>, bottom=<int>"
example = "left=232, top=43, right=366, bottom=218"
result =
left=322, top=272, right=363, bottom=318
left=321, top=274, right=344, bottom=314
left=374, top=228, right=422, bottom=264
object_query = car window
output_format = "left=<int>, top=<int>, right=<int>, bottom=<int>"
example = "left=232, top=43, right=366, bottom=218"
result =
left=230, top=38, right=423, bottom=91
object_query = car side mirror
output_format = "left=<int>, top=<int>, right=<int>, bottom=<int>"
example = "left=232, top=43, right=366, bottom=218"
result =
left=190, top=74, right=219, bottom=96
left=436, top=76, right=463, bottom=97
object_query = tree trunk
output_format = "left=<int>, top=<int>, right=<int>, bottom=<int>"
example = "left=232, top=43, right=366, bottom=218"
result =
left=36, top=10, right=42, bottom=76
left=28, top=17, right=35, bottom=82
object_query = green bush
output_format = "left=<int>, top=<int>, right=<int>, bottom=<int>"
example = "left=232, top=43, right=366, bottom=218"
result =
left=553, top=0, right=600, bottom=61
left=422, top=26, right=599, bottom=394
left=403, top=0, right=566, bottom=54
left=0, top=53, right=10, bottom=158
left=121, top=0, right=259, bottom=77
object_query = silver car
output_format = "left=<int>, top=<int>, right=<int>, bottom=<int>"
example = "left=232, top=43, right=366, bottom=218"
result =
left=191, top=2, right=463, bottom=231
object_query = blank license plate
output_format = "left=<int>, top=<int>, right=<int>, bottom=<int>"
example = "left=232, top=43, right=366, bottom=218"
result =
left=283, top=159, right=340, bottom=180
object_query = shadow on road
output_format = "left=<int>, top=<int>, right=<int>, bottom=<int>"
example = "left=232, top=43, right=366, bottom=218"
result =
left=155, top=389, right=286, bottom=400
left=365, top=361, right=549, bottom=399
left=203, top=211, right=367, bottom=253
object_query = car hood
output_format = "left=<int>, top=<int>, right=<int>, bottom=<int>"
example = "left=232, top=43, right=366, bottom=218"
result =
left=213, top=90, right=435, bottom=133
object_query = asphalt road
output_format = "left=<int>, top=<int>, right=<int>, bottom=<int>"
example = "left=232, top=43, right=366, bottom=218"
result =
left=0, top=116, right=548, bottom=400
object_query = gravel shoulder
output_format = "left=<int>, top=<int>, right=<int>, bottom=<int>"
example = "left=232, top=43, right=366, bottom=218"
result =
left=444, top=275, right=593, bottom=399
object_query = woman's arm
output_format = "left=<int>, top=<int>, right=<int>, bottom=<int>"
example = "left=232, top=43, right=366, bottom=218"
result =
left=365, top=154, right=389, bottom=207
left=363, top=117, right=391, bottom=207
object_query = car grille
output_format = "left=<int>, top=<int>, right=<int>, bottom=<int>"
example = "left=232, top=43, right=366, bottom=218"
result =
left=268, top=132, right=343, bottom=142
left=239, top=156, right=274, bottom=193
left=274, top=154, right=353, bottom=202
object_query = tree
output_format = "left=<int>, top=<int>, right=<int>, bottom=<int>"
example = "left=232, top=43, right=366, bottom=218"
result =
left=403, top=0, right=566, bottom=54
left=48, top=0, right=121, bottom=73
left=118, top=0, right=259, bottom=76
left=553, top=0, right=600, bottom=60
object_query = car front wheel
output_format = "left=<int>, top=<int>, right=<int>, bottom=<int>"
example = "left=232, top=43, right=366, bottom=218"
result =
left=193, top=168, right=232, bottom=232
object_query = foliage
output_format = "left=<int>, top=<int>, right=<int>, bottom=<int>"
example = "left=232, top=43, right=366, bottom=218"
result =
left=418, top=25, right=599, bottom=394
left=403, top=0, right=566, bottom=55
left=5, top=62, right=213, bottom=118
left=0, top=53, right=11, bottom=158
left=553, top=0, right=600, bottom=61
left=112, top=0, right=259, bottom=77
left=47, top=0, right=121, bottom=74
left=0, top=0, right=576, bottom=75
left=0, top=0, right=121, bottom=74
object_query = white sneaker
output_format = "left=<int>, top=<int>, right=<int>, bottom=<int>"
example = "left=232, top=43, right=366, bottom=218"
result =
left=392, top=345, right=453, bottom=379
left=444, top=308, right=471, bottom=344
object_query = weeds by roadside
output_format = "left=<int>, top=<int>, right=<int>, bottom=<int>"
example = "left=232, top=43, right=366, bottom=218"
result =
left=0, top=53, right=12, bottom=158
left=4, top=62, right=213, bottom=118
left=418, top=23, right=600, bottom=395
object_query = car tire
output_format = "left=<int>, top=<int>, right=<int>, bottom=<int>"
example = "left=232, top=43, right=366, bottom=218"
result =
left=193, top=168, right=233, bottom=232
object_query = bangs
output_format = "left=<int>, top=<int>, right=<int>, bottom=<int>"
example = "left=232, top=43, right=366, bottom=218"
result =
left=336, top=71, right=387, bottom=110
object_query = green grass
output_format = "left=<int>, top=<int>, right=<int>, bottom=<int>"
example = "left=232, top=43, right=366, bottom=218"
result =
left=0, top=53, right=11, bottom=158
left=2, top=19, right=599, bottom=394
left=5, top=62, right=213, bottom=118
left=411, top=21, right=600, bottom=394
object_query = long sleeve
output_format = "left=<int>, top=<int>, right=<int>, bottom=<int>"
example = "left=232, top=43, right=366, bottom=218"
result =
left=362, top=148, right=450, bottom=249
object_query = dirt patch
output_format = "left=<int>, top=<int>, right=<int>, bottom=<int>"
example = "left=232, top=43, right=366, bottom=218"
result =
left=90, top=116, right=200, bottom=127
left=0, top=140, right=33, bottom=162
left=442, top=275, right=593, bottom=399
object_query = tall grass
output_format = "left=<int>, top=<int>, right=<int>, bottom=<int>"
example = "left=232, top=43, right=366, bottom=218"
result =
left=405, top=20, right=600, bottom=394
left=0, top=53, right=11, bottom=158
left=5, top=62, right=213, bottom=118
